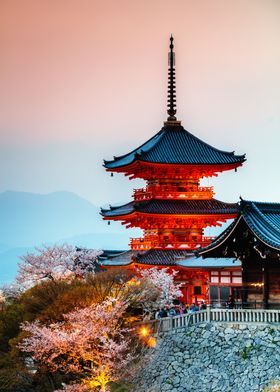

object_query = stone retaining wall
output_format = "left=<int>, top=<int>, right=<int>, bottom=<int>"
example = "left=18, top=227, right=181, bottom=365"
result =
left=133, top=323, right=280, bottom=392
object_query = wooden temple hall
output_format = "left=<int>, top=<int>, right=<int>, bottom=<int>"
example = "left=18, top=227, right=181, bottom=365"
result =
left=100, top=37, right=280, bottom=309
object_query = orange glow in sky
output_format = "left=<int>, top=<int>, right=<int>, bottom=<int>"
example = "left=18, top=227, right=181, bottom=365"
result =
left=1, top=0, right=280, bottom=206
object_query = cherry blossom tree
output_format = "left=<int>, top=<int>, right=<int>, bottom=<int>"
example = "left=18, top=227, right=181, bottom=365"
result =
left=92, top=268, right=183, bottom=317
left=1, top=283, right=24, bottom=300
left=19, top=298, right=135, bottom=392
left=17, top=268, right=182, bottom=390
left=86, top=268, right=181, bottom=318
left=0, top=289, right=5, bottom=310
left=138, top=267, right=183, bottom=312
left=17, top=244, right=102, bottom=288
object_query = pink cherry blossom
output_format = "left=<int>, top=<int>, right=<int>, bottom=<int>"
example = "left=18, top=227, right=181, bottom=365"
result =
left=17, top=244, right=102, bottom=288
left=139, top=267, right=183, bottom=311
left=20, top=298, right=134, bottom=391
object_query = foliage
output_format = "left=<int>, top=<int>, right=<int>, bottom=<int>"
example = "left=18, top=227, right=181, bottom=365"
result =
left=109, top=381, right=132, bottom=392
left=0, top=279, right=103, bottom=391
left=0, top=263, right=181, bottom=391
left=240, top=343, right=260, bottom=360
left=0, top=303, right=24, bottom=351
left=241, top=345, right=251, bottom=360
left=1, top=283, right=24, bottom=302
left=86, top=269, right=136, bottom=304
left=19, top=279, right=99, bottom=323
left=17, top=244, right=102, bottom=288
left=138, top=267, right=183, bottom=313
left=85, top=267, right=183, bottom=318
left=20, top=298, right=136, bottom=392
left=268, top=327, right=276, bottom=336
left=0, top=351, right=32, bottom=391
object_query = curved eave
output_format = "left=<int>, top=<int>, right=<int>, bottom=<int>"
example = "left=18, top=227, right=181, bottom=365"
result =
left=100, top=250, right=138, bottom=267
left=247, top=226, right=280, bottom=252
left=101, top=210, right=238, bottom=220
left=102, top=261, right=133, bottom=267
left=101, top=199, right=238, bottom=219
left=100, top=201, right=135, bottom=217
left=102, top=212, right=237, bottom=221
left=132, top=262, right=177, bottom=267
left=104, top=159, right=246, bottom=174
left=198, top=216, right=242, bottom=256
left=134, top=262, right=176, bottom=266
left=242, top=213, right=280, bottom=251
left=101, top=211, right=137, bottom=220
left=103, top=129, right=164, bottom=168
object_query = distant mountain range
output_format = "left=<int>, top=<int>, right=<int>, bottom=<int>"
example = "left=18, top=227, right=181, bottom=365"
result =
left=0, top=191, right=134, bottom=285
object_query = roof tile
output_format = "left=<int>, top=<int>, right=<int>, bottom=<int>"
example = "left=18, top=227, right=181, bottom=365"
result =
left=101, top=199, right=238, bottom=218
left=104, top=125, right=245, bottom=169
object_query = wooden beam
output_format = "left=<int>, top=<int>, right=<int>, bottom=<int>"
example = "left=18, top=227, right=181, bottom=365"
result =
left=262, top=261, right=269, bottom=309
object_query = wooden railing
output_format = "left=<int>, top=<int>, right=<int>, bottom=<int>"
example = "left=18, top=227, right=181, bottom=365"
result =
left=133, top=186, right=214, bottom=201
left=130, top=236, right=215, bottom=251
left=209, top=308, right=280, bottom=324
left=130, top=238, right=153, bottom=250
left=138, top=308, right=280, bottom=334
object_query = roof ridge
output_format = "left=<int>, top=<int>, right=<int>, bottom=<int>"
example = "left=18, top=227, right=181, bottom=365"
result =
left=242, top=199, right=280, bottom=207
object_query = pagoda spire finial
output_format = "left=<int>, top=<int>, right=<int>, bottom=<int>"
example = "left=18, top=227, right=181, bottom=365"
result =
left=167, top=35, right=177, bottom=122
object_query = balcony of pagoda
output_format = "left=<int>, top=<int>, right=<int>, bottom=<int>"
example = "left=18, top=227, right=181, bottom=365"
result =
left=130, top=236, right=216, bottom=251
left=133, top=185, right=214, bottom=201
left=130, top=237, right=154, bottom=251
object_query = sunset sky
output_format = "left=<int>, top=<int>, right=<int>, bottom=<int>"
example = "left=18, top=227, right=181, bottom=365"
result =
left=1, top=0, right=280, bottom=208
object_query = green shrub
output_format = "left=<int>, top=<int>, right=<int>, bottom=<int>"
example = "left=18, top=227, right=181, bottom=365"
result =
left=241, top=344, right=253, bottom=360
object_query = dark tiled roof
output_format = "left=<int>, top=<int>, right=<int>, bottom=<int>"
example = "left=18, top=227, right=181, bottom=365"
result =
left=100, top=250, right=135, bottom=266
left=99, top=250, right=127, bottom=260
left=134, top=249, right=192, bottom=265
left=242, top=200, right=280, bottom=250
left=100, top=248, right=241, bottom=268
left=101, top=202, right=135, bottom=217
left=198, top=200, right=280, bottom=254
left=104, top=124, right=245, bottom=169
left=101, top=199, right=238, bottom=218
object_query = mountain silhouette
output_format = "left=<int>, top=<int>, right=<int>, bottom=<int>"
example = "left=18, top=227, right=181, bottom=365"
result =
left=0, top=191, right=137, bottom=284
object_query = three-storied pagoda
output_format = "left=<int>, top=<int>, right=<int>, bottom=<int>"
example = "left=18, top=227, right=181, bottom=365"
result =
left=101, top=37, right=246, bottom=303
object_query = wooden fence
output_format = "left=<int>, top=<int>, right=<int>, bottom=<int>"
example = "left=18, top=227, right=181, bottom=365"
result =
left=138, top=308, right=280, bottom=334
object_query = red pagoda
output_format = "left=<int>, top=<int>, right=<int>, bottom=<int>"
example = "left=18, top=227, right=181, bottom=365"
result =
left=101, top=37, right=245, bottom=304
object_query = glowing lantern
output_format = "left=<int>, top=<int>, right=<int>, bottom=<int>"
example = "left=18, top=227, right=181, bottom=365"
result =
left=147, top=336, right=157, bottom=348
left=139, top=326, right=149, bottom=337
